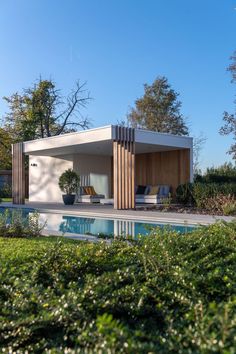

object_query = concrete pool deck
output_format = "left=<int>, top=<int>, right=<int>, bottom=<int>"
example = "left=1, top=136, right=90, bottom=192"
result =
left=1, top=202, right=235, bottom=226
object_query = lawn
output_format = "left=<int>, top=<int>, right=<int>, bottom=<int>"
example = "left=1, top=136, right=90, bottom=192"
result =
left=0, top=224, right=236, bottom=353
left=1, top=198, right=12, bottom=202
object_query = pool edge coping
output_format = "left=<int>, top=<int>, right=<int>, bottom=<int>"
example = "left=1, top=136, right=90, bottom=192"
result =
left=1, top=203, right=232, bottom=226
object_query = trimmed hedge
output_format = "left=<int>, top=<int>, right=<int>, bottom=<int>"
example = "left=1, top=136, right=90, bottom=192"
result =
left=1, top=223, right=236, bottom=352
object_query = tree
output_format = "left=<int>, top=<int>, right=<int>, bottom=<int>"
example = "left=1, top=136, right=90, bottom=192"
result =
left=3, top=78, right=91, bottom=141
left=127, top=77, right=189, bottom=135
left=220, top=51, right=236, bottom=159
left=0, top=127, right=12, bottom=169
left=193, top=133, right=207, bottom=176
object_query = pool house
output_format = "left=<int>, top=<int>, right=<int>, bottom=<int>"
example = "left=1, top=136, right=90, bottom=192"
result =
left=12, top=125, right=193, bottom=210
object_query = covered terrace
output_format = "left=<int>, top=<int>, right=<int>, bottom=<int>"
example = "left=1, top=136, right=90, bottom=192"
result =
left=12, top=125, right=193, bottom=210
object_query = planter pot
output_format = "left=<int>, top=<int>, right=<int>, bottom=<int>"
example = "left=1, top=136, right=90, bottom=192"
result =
left=62, top=194, right=76, bottom=205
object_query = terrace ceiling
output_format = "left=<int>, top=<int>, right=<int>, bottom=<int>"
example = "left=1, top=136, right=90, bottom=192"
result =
left=23, top=125, right=193, bottom=157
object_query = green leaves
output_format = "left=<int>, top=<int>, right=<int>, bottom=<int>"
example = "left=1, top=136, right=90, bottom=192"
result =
left=2, top=78, right=91, bottom=142
left=0, top=209, right=45, bottom=238
left=176, top=182, right=236, bottom=215
left=58, top=169, right=80, bottom=195
left=1, top=222, right=236, bottom=352
left=0, top=128, right=13, bottom=169
left=127, top=76, right=189, bottom=136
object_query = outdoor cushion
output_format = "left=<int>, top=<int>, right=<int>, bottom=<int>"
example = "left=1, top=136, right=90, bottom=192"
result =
left=158, top=185, right=170, bottom=196
left=77, top=194, right=105, bottom=203
left=90, top=186, right=97, bottom=195
left=144, top=185, right=151, bottom=195
left=135, top=194, right=147, bottom=198
left=136, top=195, right=165, bottom=204
left=136, top=185, right=146, bottom=195
left=148, top=185, right=159, bottom=195
left=83, top=186, right=97, bottom=196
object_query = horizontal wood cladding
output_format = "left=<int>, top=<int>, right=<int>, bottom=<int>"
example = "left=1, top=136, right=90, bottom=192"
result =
left=135, top=149, right=190, bottom=193
left=12, top=143, right=25, bottom=204
left=113, top=126, right=135, bottom=209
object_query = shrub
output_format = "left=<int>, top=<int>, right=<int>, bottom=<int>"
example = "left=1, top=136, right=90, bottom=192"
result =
left=58, top=169, right=80, bottom=195
left=176, top=182, right=236, bottom=213
left=1, top=222, right=236, bottom=352
left=161, top=193, right=172, bottom=209
left=0, top=209, right=45, bottom=237
left=200, top=162, right=236, bottom=184
left=193, top=183, right=236, bottom=209
left=222, top=199, right=236, bottom=216
left=176, top=182, right=194, bottom=204
left=0, top=182, right=12, bottom=198
left=203, top=194, right=236, bottom=215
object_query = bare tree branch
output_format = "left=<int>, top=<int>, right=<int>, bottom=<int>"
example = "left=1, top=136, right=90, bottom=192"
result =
left=56, top=81, right=92, bottom=135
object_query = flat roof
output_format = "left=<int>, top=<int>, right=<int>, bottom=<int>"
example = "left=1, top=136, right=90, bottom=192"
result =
left=22, top=125, right=193, bottom=156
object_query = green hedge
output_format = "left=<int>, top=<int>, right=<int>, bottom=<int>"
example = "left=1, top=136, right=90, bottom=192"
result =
left=176, top=183, right=194, bottom=204
left=1, top=223, right=236, bottom=352
left=193, top=183, right=236, bottom=208
left=176, top=182, right=236, bottom=207
left=195, top=163, right=236, bottom=184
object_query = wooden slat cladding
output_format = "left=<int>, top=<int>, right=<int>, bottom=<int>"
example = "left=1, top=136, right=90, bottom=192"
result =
left=113, top=126, right=135, bottom=209
left=12, top=143, right=25, bottom=204
left=136, top=149, right=190, bottom=194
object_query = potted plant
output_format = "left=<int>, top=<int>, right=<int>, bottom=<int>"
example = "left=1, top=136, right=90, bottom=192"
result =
left=59, top=169, right=80, bottom=205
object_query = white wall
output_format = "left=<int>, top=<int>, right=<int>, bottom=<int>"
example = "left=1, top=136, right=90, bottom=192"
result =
left=29, top=156, right=73, bottom=203
left=73, top=154, right=112, bottom=198
left=29, top=153, right=112, bottom=202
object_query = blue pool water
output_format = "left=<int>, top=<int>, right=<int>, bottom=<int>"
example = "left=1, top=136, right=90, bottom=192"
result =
left=0, top=207, right=195, bottom=238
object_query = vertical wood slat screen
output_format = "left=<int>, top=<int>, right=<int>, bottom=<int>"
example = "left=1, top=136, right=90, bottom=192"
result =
left=12, top=143, right=25, bottom=204
left=113, top=126, right=135, bottom=209
left=135, top=149, right=190, bottom=194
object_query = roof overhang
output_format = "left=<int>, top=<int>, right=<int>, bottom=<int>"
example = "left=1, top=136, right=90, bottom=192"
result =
left=22, top=125, right=193, bottom=157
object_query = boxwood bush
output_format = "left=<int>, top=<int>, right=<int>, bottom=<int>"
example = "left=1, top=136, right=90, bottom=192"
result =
left=1, top=222, right=236, bottom=352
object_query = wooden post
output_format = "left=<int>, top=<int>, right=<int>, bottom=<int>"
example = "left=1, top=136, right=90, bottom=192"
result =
left=113, top=126, right=135, bottom=209
left=12, top=142, right=25, bottom=204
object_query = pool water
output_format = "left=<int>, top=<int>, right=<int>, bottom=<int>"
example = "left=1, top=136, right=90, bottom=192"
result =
left=0, top=207, right=195, bottom=238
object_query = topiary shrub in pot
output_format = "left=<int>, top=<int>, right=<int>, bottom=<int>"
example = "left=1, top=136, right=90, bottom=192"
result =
left=59, top=169, right=80, bottom=205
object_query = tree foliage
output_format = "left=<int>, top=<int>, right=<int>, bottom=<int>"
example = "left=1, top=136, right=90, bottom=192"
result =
left=3, top=78, right=91, bottom=142
left=220, top=51, right=236, bottom=159
left=0, top=127, right=13, bottom=169
left=205, top=162, right=236, bottom=182
left=127, top=77, right=189, bottom=135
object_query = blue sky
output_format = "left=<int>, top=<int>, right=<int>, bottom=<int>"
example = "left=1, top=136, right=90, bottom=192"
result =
left=0, top=0, right=235, bottom=170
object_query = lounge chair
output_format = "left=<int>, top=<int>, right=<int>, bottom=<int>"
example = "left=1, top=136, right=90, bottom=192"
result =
left=135, top=184, right=171, bottom=204
left=77, top=186, right=105, bottom=203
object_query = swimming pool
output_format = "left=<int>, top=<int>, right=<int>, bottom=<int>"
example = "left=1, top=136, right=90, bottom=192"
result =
left=0, top=207, right=195, bottom=238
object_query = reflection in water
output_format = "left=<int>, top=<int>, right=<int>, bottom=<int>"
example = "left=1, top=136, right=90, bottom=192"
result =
left=0, top=208, right=195, bottom=238
left=59, top=216, right=95, bottom=234
left=37, top=213, right=195, bottom=238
